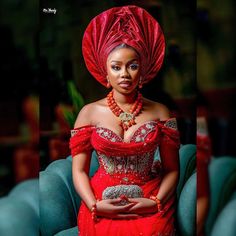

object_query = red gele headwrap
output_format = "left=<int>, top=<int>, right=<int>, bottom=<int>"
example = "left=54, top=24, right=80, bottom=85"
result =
left=82, top=5, right=165, bottom=87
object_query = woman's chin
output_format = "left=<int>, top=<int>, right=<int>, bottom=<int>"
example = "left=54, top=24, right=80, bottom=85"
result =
left=119, top=88, right=137, bottom=95
left=113, top=85, right=138, bottom=94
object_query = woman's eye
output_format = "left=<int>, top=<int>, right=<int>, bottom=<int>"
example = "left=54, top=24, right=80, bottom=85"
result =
left=111, top=65, right=120, bottom=71
left=129, top=64, right=139, bottom=70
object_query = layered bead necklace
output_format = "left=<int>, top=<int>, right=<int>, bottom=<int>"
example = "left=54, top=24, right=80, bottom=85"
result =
left=107, top=90, right=143, bottom=130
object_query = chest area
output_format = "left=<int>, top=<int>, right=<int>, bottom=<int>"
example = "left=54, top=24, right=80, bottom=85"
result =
left=95, top=121, right=158, bottom=143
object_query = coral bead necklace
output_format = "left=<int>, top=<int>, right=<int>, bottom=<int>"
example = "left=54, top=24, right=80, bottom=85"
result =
left=107, top=90, right=143, bottom=130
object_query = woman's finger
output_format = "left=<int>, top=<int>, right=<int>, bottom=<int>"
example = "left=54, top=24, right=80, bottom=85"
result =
left=108, top=198, right=122, bottom=204
left=113, top=202, right=137, bottom=212
left=127, top=204, right=140, bottom=212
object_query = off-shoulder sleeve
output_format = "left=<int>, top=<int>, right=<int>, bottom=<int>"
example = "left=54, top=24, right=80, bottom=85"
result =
left=69, top=125, right=94, bottom=157
left=159, top=118, right=180, bottom=172
left=160, top=118, right=180, bottom=148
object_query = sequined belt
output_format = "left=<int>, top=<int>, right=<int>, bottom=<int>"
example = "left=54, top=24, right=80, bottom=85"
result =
left=102, top=184, right=143, bottom=205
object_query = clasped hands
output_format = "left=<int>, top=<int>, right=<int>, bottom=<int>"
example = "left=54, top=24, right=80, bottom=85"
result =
left=95, top=196, right=158, bottom=219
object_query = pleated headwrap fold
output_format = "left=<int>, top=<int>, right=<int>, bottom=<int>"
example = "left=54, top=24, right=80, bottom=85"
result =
left=82, top=5, right=165, bottom=87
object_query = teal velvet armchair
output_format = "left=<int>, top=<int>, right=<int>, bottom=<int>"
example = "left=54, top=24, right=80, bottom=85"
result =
left=205, top=157, right=236, bottom=236
left=0, top=179, right=39, bottom=236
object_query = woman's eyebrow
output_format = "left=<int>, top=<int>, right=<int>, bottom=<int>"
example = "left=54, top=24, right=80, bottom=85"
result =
left=110, top=60, right=122, bottom=63
left=110, top=59, right=139, bottom=63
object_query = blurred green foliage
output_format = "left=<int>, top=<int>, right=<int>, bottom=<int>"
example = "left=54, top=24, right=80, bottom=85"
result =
left=62, top=80, right=85, bottom=128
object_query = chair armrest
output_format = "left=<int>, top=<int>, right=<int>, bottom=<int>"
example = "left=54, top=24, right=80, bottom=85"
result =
left=40, top=159, right=80, bottom=236
left=177, top=144, right=196, bottom=198
left=205, top=157, right=236, bottom=235
left=0, top=179, right=39, bottom=236
left=177, top=173, right=196, bottom=236
left=54, top=226, right=78, bottom=236
left=210, top=192, right=236, bottom=236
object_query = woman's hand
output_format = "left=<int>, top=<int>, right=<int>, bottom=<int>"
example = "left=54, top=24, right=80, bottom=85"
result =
left=127, top=198, right=158, bottom=215
left=96, top=199, right=141, bottom=219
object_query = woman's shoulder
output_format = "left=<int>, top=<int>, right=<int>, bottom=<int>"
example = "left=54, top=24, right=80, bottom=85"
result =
left=73, top=98, right=107, bottom=128
left=143, top=97, right=170, bottom=121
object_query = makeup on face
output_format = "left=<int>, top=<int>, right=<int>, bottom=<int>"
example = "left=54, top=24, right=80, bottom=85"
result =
left=107, top=48, right=141, bottom=91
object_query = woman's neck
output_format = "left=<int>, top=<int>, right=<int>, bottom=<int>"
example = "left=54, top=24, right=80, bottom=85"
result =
left=112, top=89, right=138, bottom=106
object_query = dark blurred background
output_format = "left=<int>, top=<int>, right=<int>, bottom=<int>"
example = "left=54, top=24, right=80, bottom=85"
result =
left=197, top=0, right=236, bottom=157
left=0, top=0, right=39, bottom=196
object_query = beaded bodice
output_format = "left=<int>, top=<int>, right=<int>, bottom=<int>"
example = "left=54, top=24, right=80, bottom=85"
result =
left=95, top=121, right=158, bottom=180
left=70, top=119, right=179, bottom=184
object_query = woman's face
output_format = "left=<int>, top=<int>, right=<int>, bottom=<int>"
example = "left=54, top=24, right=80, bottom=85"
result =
left=106, top=47, right=141, bottom=94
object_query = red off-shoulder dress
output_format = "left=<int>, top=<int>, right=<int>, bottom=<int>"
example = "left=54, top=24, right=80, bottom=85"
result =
left=70, top=118, right=180, bottom=236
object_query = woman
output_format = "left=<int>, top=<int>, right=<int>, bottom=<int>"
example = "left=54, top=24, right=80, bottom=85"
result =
left=70, top=5, right=180, bottom=236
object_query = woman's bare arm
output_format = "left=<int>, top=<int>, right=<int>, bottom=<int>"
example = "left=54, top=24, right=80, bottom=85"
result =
left=72, top=152, right=97, bottom=210
left=72, top=104, right=97, bottom=210
left=156, top=105, right=179, bottom=205
left=156, top=170, right=179, bottom=205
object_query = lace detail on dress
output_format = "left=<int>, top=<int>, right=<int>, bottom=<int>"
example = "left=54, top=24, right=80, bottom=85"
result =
left=164, top=118, right=178, bottom=130
left=96, top=127, right=123, bottom=142
left=94, top=121, right=160, bottom=181
left=70, top=125, right=94, bottom=156
left=71, top=129, right=78, bottom=137
left=130, top=121, right=157, bottom=142
left=97, top=150, right=155, bottom=178
left=96, top=121, right=157, bottom=143
left=71, top=125, right=93, bottom=137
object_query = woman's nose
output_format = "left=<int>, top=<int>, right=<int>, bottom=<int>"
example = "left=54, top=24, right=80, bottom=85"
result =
left=121, top=68, right=130, bottom=78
